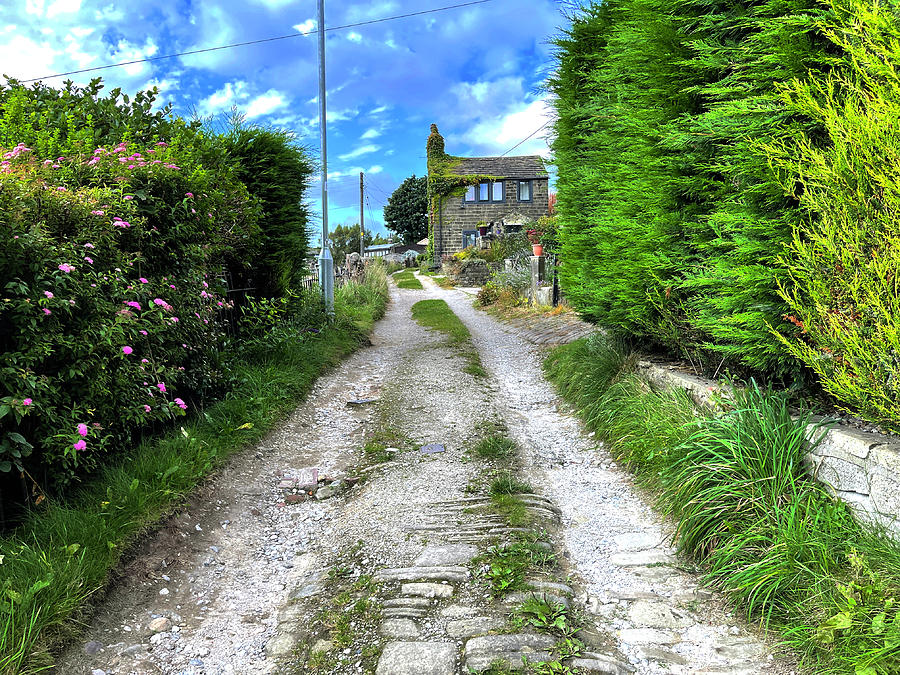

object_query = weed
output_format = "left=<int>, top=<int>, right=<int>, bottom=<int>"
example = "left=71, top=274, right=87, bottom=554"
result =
left=492, top=493, right=532, bottom=528
left=474, top=435, right=518, bottom=460
left=475, top=540, right=556, bottom=596
left=513, top=594, right=581, bottom=637
left=491, top=472, right=533, bottom=496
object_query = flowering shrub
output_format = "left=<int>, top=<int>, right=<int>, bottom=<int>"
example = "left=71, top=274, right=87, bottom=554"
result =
left=0, top=138, right=258, bottom=486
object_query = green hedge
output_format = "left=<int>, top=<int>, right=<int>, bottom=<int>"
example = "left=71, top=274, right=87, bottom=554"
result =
left=0, top=80, right=314, bottom=496
left=551, top=0, right=900, bottom=424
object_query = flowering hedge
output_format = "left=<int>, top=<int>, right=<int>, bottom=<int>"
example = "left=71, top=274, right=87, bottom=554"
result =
left=0, top=137, right=259, bottom=488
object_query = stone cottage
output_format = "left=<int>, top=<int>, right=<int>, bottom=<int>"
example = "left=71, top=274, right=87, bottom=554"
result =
left=426, top=124, right=549, bottom=260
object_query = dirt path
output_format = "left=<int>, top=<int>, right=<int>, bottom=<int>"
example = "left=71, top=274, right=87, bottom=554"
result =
left=59, top=279, right=791, bottom=675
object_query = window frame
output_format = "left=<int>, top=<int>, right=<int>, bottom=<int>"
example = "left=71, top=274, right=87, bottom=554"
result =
left=462, top=230, right=477, bottom=248
left=462, top=179, right=506, bottom=205
left=517, top=180, right=533, bottom=203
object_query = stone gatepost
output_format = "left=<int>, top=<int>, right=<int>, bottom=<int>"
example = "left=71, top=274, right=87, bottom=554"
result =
left=529, top=255, right=546, bottom=304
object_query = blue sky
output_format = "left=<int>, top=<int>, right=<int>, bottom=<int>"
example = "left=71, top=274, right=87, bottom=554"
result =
left=0, top=0, right=566, bottom=238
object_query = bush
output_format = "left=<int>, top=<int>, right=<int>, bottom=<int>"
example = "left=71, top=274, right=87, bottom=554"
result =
left=766, top=2, right=900, bottom=425
left=549, top=0, right=900, bottom=427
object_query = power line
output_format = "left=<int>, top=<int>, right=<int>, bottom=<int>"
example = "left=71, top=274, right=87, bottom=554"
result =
left=500, top=120, right=551, bottom=157
left=20, top=0, right=496, bottom=84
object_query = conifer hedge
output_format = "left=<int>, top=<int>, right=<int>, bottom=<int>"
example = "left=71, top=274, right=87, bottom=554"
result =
left=551, top=0, right=900, bottom=425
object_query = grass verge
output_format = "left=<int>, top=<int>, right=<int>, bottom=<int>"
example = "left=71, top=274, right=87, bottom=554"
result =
left=0, top=269, right=389, bottom=675
left=392, top=269, right=423, bottom=290
left=544, top=333, right=900, bottom=674
left=410, top=299, right=486, bottom=377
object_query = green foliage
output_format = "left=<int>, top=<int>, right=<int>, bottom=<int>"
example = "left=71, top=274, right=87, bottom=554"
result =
left=220, top=123, right=314, bottom=297
left=475, top=539, right=556, bottom=596
left=473, top=435, right=518, bottom=460
left=392, top=269, right=423, bottom=290
left=548, top=0, right=828, bottom=377
left=329, top=223, right=386, bottom=264
left=490, top=472, right=532, bottom=496
left=545, top=334, right=900, bottom=672
left=0, top=271, right=388, bottom=674
left=765, top=1, right=900, bottom=426
left=383, top=175, right=428, bottom=245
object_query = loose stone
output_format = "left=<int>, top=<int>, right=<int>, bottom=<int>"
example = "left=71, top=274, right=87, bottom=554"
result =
left=401, top=582, right=454, bottom=598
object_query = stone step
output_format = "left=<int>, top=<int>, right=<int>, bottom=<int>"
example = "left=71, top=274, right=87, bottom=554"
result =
left=504, top=590, right=570, bottom=609
left=383, top=597, right=432, bottom=609
left=464, top=633, right=557, bottom=672
left=376, top=641, right=456, bottom=675
left=380, top=618, right=420, bottom=640
left=401, top=582, right=454, bottom=599
left=446, top=616, right=506, bottom=639
left=383, top=607, right=429, bottom=619
left=568, top=653, right=634, bottom=674
left=525, top=579, right=574, bottom=596
left=374, top=567, right=468, bottom=583
left=412, top=544, right=477, bottom=567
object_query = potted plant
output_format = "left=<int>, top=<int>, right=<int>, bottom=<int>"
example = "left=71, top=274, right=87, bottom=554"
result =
left=477, top=220, right=489, bottom=237
left=527, top=228, right=543, bottom=257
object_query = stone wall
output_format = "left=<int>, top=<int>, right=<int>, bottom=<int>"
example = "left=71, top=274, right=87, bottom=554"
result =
left=435, top=179, right=549, bottom=257
left=636, top=360, right=900, bottom=536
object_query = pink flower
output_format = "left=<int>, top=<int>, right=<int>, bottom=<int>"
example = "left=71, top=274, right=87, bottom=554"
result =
left=122, top=346, right=133, bottom=355
left=143, top=405, right=152, bottom=413
left=182, top=343, right=187, bottom=348
left=170, top=317, right=179, bottom=323
left=139, top=330, right=148, bottom=335
left=77, top=423, right=88, bottom=437
left=57, top=186, right=66, bottom=192
left=125, top=301, right=141, bottom=310
left=58, top=263, right=74, bottom=273
left=91, top=210, right=104, bottom=216
left=169, top=284, right=176, bottom=289
left=141, top=358, right=149, bottom=363
left=153, top=298, right=166, bottom=306
left=44, top=290, right=53, bottom=299
left=156, top=141, right=168, bottom=147
left=84, top=242, right=95, bottom=249
left=42, top=308, right=51, bottom=315
left=139, top=277, right=148, bottom=284
left=185, top=192, right=193, bottom=198
left=157, top=382, right=166, bottom=393
left=84, top=256, right=93, bottom=264
left=73, top=439, right=86, bottom=451
left=123, top=195, right=133, bottom=201
left=174, top=398, right=188, bottom=410
left=22, top=398, right=32, bottom=406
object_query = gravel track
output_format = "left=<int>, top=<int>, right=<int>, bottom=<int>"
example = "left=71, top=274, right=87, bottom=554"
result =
left=56, top=277, right=794, bottom=675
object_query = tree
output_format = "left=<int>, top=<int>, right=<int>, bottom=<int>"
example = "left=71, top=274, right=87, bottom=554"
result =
left=329, top=223, right=388, bottom=263
left=383, top=175, right=428, bottom=245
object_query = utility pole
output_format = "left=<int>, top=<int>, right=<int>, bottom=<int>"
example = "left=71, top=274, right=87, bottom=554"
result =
left=359, top=171, right=365, bottom=257
left=317, top=0, right=334, bottom=315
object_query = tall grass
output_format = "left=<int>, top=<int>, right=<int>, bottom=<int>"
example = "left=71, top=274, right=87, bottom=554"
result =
left=0, top=274, right=388, bottom=674
left=545, top=335, right=900, bottom=673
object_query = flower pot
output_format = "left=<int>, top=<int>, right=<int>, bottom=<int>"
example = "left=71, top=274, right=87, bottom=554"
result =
left=532, top=244, right=544, bottom=257
left=478, top=226, right=488, bottom=236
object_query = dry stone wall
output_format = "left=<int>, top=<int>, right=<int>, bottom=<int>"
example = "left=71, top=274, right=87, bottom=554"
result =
left=638, top=360, right=900, bottom=535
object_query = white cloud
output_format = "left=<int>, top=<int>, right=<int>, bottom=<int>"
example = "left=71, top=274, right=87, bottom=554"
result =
left=347, top=32, right=362, bottom=43
left=367, top=165, right=384, bottom=174
left=111, top=38, right=159, bottom=77
left=293, top=19, right=316, bottom=33
left=0, top=35, right=59, bottom=81
left=198, top=80, right=249, bottom=117
left=361, top=128, right=381, bottom=140
left=46, top=0, right=81, bottom=19
left=245, top=89, right=287, bottom=118
left=339, top=144, right=380, bottom=161
left=449, top=96, right=554, bottom=158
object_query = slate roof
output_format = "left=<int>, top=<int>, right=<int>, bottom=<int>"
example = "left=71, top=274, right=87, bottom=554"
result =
left=451, top=155, right=547, bottom=179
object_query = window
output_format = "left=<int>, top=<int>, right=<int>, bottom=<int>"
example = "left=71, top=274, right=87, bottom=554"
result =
left=518, top=180, right=532, bottom=202
left=462, top=180, right=505, bottom=204
left=462, top=231, right=477, bottom=248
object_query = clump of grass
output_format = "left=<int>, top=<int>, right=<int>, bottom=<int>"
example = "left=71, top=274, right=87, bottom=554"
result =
left=491, top=472, right=532, bottom=496
left=473, top=435, right=518, bottom=460
left=411, top=299, right=486, bottom=377
left=475, top=539, right=556, bottom=596
left=492, top=493, right=531, bottom=528
left=545, top=334, right=900, bottom=672
left=392, top=269, right=423, bottom=290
